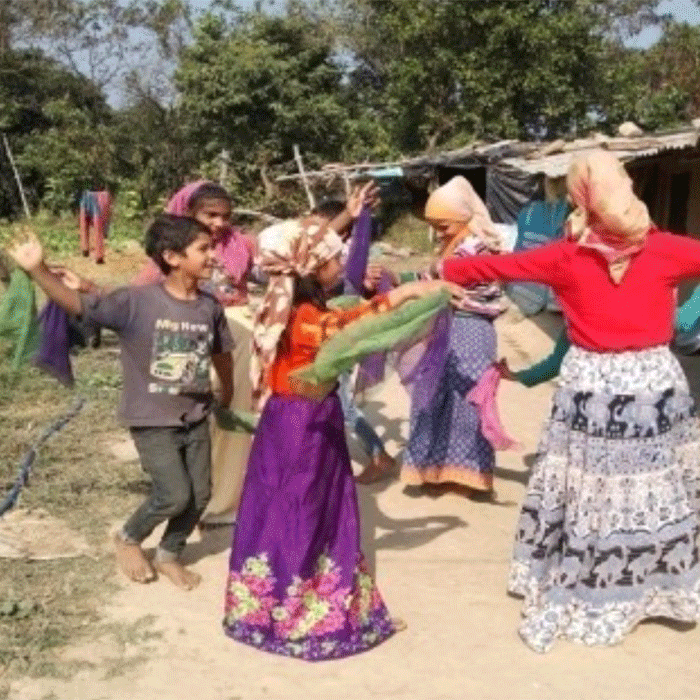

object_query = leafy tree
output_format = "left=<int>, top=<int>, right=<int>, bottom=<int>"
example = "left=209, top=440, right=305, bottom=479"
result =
left=642, top=20, right=700, bottom=120
left=176, top=4, right=350, bottom=203
left=111, top=90, right=198, bottom=210
left=597, top=18, right=700, bottom=132
left=0, top=48, right=110, bottom=215
left=17, top=98, right=116, bottom=213
left=333, top=0, right=669, bottom=152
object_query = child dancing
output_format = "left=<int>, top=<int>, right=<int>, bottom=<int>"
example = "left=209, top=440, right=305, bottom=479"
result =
left=8, top=215, right=234, bottom=590
left=223, top=216, right=460, bottom=660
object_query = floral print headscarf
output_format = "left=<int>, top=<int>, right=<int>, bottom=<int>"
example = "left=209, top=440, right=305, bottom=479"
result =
left=566, top=150, right=651, bottom=283
left=250, top=217, right=344, bottom=408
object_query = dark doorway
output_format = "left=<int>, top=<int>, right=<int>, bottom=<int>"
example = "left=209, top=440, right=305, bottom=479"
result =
left=668, top=171, right=690, bottom=234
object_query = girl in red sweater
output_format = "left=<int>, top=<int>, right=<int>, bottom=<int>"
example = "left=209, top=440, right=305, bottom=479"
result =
left=440, top=151, right=700, bottom=652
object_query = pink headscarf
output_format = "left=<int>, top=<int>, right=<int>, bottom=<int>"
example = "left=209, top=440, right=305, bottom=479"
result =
left=565, top=151, right=651, bottom=283
left=132, top=180, right=254, bottom=290
left=165, top=180, right=253, bottom=285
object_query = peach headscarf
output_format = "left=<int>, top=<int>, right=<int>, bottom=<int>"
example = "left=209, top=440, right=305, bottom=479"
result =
left=565, top=150, right=651, bottom=283
left=424, top=176, right=501, bottom=251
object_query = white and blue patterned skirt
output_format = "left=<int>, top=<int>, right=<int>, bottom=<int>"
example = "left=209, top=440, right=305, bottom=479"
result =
left=401, top=313, right=496, bottom=491
left=509, top=345, right=700, bottom=652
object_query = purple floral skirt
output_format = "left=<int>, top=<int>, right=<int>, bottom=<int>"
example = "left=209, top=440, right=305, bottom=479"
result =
left=223, top=392, right=395, bottom=660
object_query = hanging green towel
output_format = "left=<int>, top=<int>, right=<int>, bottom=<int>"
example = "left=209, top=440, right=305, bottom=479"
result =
left=293, top=290, right=450, bottom=386
left=0, top=268, right=41, bottom=372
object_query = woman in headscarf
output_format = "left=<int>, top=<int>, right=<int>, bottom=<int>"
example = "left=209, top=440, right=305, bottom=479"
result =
left=436, top=150, right=700, bottom=653
left=400, top=176, right=509, bottom=495
left=223, top=216, right=456, bottom=660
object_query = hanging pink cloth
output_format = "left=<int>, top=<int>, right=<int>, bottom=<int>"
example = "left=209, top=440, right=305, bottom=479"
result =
left=466, top=365, right=519, bottom=451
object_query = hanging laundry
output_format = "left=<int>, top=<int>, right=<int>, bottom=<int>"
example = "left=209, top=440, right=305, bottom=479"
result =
left=0, top=269, right=41, bottom=372
left=79, top=190, right=113, bottom=263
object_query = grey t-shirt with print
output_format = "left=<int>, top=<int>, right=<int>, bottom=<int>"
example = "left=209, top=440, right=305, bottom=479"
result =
left=80, top=283, right=234, bottom=427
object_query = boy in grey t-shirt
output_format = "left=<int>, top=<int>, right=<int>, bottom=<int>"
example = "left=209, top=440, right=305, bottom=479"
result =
left=8, top=215, right=234, bottom=590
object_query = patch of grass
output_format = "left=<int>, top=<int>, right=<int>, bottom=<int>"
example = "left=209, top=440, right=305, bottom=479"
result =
left=0, top=211, right=144, bottom=259
left=382, top=211, right=435, bottom=255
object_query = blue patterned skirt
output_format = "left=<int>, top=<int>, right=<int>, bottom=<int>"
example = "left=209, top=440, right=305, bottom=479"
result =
left=401, top=313, right=496, bottom=491
left=509, top=345, right=700, bottom=652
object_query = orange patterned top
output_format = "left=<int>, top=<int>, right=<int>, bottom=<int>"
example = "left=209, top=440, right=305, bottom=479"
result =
left=268, top=294, right=391, bottom=397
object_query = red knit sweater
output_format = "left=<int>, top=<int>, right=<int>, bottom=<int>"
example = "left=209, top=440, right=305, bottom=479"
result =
left=441, top=230, right=700, bottom=352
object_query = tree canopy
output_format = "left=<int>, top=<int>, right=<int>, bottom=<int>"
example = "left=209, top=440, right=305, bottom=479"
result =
left=0, top=0, right=698, bottom=217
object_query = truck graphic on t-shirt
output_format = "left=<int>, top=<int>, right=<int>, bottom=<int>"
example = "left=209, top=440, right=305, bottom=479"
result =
left=148, top=321, right=212, bottom=394
left=150, top=352, right=199, bottom=384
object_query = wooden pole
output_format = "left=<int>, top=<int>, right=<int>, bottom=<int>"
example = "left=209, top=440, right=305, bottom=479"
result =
left=218, top=149, right=230, bottom=186
left=2, top=133, right=31, bottom=219
left=293, top=144, right=316, bottom=210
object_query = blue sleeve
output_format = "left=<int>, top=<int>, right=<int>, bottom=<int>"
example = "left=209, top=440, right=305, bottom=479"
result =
left=675, top=285, right=700, bottom=334
left=514, top=331, right=570, bottom=387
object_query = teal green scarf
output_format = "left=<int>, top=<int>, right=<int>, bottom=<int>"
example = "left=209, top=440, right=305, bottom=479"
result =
left=0, top=269, right=41, bottom=372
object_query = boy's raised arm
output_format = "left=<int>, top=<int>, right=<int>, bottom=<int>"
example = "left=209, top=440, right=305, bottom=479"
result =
left=6, top=229, right=82, bottom=316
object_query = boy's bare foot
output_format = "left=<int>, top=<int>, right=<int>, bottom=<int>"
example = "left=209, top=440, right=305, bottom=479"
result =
left=356, top=451, right=396, bottom=485
left=155, top=560, right=201, bottom=590
left=114, top=535, right=156, bottom=583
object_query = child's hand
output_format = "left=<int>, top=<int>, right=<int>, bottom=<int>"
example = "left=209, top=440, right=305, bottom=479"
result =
left=496, top=357, right=516, bottom=381
left=347, top=181, right=380, bottom=219
left=362, top=264, right=383, bottom=293
left=47, top=265, right=84, bottom=291
left=394, top=279, right=464, bottom=305
left=7, top=227, right=44, bottom=272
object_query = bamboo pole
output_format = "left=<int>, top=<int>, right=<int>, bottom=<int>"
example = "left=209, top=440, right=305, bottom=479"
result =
left=2, top=133, right=31, bottom=219
left=293, top=144, right=316, bottom=209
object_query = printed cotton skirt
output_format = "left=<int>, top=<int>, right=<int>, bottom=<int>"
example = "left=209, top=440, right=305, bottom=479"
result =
left=509, top=345, right=700, bottom=652
left=223, top=392, right=395, bottom=661
left=401, top=313, right=496, bottom=491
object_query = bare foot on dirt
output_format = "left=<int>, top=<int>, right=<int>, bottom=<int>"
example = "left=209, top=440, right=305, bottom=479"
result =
left=356, top=451, right=397, bottom=485
left=391, top=617, right=408, bottom=632
left=155, top=560, right=202, bottom=590
left=114, top=535, right=156, bottom=583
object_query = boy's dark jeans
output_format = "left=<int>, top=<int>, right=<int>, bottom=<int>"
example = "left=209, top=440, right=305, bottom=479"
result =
left=123, top=418, right=211, bottom=560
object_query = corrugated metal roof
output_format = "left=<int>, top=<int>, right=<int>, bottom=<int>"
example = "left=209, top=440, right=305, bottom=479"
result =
left=502, top=130, right=700, bottom=178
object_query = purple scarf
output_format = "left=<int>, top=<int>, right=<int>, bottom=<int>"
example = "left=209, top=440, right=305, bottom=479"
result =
left=344, top=206, right=389, bottom=393
left=396, top=308, right=451, bottom=416
left=33, top=301, right=74, bottom=387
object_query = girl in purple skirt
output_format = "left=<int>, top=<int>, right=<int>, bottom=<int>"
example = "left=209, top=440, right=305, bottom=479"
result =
left=223, top=216, right=458, bottom=660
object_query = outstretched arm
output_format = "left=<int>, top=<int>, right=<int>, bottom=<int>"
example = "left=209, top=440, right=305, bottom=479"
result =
left=439, top=241, right=565, bottom=287
left=511, top=330, right=570, bottom=387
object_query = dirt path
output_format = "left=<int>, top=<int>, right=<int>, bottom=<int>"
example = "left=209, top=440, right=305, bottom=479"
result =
left=9, top=311, right=700, bottom=700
